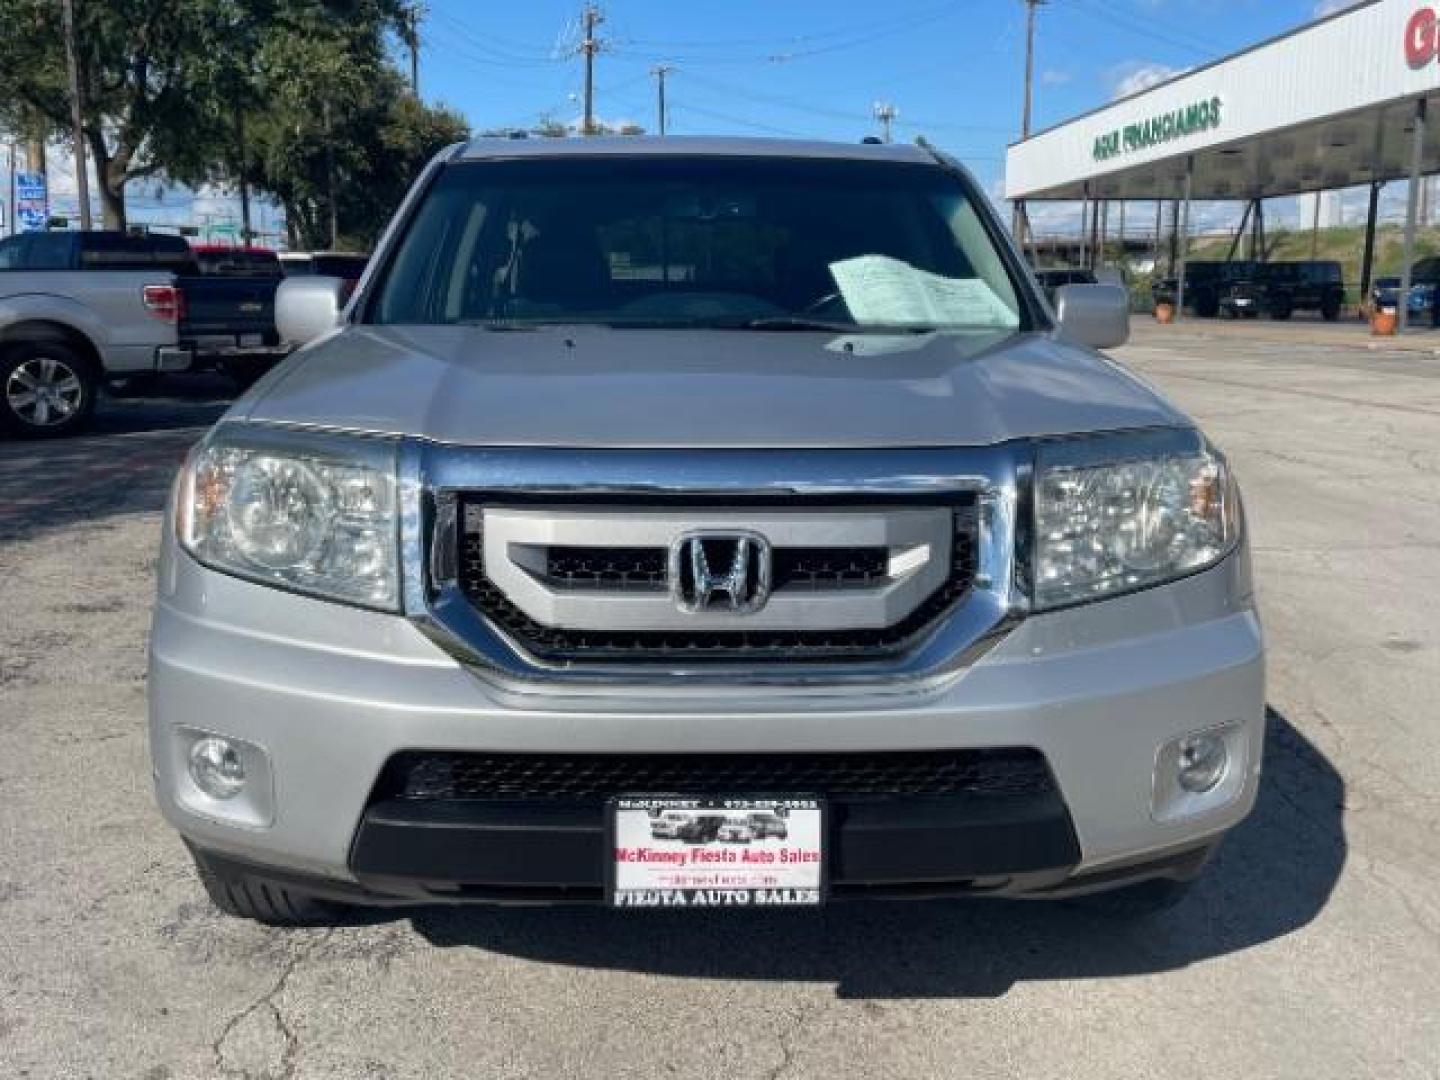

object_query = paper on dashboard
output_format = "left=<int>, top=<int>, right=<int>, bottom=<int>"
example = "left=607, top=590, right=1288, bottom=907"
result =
left=829, top=255, right=1017, bottom=328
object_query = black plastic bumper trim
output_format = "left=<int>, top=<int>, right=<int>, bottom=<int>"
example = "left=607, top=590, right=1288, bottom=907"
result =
left=346, top=792, right=1082, bottom=894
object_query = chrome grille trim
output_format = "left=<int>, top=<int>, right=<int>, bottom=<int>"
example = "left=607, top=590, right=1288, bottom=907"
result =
left=399, top=443, right=1031, bottom=687
left=477, top=505, right=953, bottom=633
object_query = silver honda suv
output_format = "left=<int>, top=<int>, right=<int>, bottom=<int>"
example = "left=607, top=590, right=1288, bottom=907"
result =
left=149, top=137, right=1263, bottom=923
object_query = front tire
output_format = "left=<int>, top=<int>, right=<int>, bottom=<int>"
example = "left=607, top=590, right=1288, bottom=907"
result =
left=0, top=342, right=98, bottom=438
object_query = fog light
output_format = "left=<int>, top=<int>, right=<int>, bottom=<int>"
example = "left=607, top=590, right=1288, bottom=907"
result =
left=1177, top=732, right=1228, bottom=793
left=188, top=737, right=246, bottom=799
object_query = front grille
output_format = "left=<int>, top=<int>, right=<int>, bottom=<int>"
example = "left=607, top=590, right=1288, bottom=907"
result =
left=454, top=500, right=977, bottom=663
left=542, top=545, right=888, bottom=592
left=373, top=748, right=1055, bottom=803
left=546, top=547, right=667, bottom=590
left=772, top=548, right=888, bottom=589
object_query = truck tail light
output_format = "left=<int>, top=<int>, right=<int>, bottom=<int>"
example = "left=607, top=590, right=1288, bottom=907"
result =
left=142, top=284, right=186, bottom=324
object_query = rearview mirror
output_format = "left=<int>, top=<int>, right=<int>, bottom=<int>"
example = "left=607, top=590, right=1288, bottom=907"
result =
left=276, top=276, right=350, bottom=347
left=1054, top=283, right=1130, bottom=350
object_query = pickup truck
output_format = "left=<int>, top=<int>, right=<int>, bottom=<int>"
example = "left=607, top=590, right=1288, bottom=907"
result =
left=150, top=137, right=1263, bottom=924
left=0, top=230, right=191, bottom=436
left=0, top=232, right=288, bottom=436
left=184, top=245, right=285, bottom=386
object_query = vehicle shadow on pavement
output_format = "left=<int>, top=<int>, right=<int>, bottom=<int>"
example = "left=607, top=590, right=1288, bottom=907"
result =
left=0, top=379, right=231, bottom=545
left=407, top=708, right=1345, bottom=998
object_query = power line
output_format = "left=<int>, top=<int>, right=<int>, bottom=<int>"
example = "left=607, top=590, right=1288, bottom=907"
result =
left=1066, top=0, right=1229, bottom=63
left=673, top=103, right=809, bottom=138
left=681, top=70, right=1010, bottom=135
left=429, top=10, right=564, bottom=66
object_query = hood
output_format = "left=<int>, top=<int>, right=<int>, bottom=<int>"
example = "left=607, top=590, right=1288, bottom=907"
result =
left=238, top=325, right=1188, bottom=448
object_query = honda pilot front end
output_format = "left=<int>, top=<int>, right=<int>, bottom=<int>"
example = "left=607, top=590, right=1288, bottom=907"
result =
left=149, top=137, right=1264, bottom=924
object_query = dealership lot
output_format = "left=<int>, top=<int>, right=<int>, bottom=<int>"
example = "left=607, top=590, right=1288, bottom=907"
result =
left=1, top=327, right=1438, bottom=1079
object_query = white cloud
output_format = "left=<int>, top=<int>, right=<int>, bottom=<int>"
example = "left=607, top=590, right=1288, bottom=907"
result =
left=1040, top=69, right=1071, bottom=87
left=1109, top=61, right=1190, bottom=100
left=1313, top=0, right=1360, bottom=17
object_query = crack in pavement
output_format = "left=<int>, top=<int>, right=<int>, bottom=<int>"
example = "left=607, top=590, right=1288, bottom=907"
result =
left=211, top=929, right=333, bottom=1079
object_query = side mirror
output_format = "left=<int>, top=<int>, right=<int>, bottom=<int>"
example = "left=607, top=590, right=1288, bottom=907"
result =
left=1054, top=283, right=1131, bottom=350
left=276, top=276, right=350, bottom=347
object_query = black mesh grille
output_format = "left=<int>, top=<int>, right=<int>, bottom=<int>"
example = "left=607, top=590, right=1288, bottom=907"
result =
left=772, top=548, right=888, bottom=589
left=546, top=547, right=667, bottom=590
left=375, top=749, right=1054, bottom=803
left=454, top=500, right=977, bottom=663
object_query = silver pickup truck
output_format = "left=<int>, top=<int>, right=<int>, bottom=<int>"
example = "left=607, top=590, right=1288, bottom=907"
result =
left=149, top=138, right=1264, bottom=923
left=0, top=231, right=193, bottom=437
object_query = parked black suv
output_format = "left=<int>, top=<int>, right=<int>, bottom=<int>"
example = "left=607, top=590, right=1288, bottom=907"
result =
left=1154, top=260, right=1256, bottom=318
left=1225, top=260, right=1345, bottom=321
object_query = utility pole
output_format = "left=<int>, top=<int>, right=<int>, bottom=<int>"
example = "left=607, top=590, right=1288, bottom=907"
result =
left=236, top=110, right=252, bottom=244
left=581, top=4, right=604, bottom=136
left=1021, top=0, right=1046, bottom=141
left=1013, top=0, right=1047, bottom=244
left=323, top=100, right=338, bottom=249
left=651, top=65, right=673, bottom=136
left=873, top=102, right=898, bottom=144
left=61, top=0, right=92, bottom=230
left=401, top=5, right=425, bottom=95
left=7, top=142, right=17, bottom=238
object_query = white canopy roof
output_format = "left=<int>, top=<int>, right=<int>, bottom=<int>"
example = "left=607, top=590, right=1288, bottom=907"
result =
left=1007, top=0, right=1440, bottom=201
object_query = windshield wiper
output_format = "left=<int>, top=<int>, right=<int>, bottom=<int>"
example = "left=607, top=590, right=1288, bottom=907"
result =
left=732, top=317, right=937, bottom=334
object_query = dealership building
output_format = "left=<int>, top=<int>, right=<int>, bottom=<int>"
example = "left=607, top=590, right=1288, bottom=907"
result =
left=1006, top=0, right=1440, bottom=328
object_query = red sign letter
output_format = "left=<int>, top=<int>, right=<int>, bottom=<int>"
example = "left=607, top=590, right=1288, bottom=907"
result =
left=1406, top=7, right=1438, bottom=69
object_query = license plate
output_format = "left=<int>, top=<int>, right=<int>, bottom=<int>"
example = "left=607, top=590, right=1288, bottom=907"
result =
left=239, top=333, right=264, bottom=347
left=608, top=796, right=825, bottom=909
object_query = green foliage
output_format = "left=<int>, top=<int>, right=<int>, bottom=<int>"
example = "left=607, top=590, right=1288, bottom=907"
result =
left=0, top=0, right=238, bottom=226
left=243, top=2, right=468, bottom=248
left=0, top=0, right=469, bottom=243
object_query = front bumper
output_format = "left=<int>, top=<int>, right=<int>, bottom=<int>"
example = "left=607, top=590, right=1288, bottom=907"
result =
left=149, top=542, right=1264, bottom=903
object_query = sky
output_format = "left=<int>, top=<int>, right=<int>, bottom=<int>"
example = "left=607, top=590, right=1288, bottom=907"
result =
left=15, top=0, right=1378, bottom=241
left=417, top=0, right=1365, bottom=209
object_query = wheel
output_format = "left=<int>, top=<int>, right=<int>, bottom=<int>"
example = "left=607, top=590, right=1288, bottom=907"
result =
left=1321, top=301, right=1341, bottom=322
left=187, top=844, right=341, bottom=926
left=1269, top=299, right=1293, bottom=321
left=1073, top=876, right=1197, bottom=917
left=1194, top=295, right=1219, bottom=319
left=0, top=341, right=98, bottom=438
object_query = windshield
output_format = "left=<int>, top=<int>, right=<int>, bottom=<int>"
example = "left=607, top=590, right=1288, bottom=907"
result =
left=368, top=156, right=1028, bottom=333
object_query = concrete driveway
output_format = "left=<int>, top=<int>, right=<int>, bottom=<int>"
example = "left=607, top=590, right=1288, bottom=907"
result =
left=0, top=338, right=1436, bottom=1079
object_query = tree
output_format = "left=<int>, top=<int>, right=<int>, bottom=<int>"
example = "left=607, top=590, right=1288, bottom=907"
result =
left=241, top=3, right=468, bottom=248
left=0, top=0, right=234, bottom=229
left=0, top=0, right=466, bottom=240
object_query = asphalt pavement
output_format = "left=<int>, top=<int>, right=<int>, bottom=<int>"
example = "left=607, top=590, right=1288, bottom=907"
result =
left=1, top=334, right=1437, bottom=1079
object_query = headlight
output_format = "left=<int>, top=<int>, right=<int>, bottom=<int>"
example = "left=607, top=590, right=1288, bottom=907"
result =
left=1034, top=431, right=1241, bottom=610
left=176, top=426, right=399, bottom=610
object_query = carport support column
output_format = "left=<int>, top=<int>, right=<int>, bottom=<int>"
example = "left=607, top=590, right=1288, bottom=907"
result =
left=1360, top=181, right=1381, bottom=314
left=1400, top=99, right=1427, bottom=334
left=1175, top=156, right=1194, bottom=322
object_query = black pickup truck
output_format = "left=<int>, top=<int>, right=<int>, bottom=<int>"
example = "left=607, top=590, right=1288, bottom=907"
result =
left=184, top=245, right=287, bottom=385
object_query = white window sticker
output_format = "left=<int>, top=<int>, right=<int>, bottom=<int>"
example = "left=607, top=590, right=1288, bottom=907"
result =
left=829, top=255, right=1018, bottom=329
